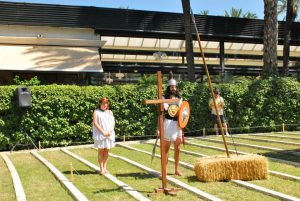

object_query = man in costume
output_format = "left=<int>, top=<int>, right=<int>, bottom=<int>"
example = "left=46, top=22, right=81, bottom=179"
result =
left=158, top=71, right=183, bottom=176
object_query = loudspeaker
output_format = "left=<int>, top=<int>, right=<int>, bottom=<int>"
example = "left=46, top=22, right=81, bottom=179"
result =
left=16, top=87, right=31, bottom=107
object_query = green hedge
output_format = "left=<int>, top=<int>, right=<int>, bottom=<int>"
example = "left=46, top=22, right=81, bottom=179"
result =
left=0, top=77, right=299, bottom=150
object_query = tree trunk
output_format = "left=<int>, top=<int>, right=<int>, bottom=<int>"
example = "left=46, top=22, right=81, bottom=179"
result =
left=181, top=0, right=195, bottom=82
left=283, top=0, right=296, bottom=75
left=263, top=0, right=278, bottom=78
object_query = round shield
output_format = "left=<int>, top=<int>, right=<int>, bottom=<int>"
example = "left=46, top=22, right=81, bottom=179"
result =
left=168, top=104, right=179, bottom=117
left=178, top=101, right=190, bottom=128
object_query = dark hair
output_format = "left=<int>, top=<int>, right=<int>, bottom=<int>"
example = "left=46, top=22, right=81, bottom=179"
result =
left=164, top=85, right=181, bottom=99
left=213, top=89, right=219, bottom=94
left=98, top=97, right=109, bottom=109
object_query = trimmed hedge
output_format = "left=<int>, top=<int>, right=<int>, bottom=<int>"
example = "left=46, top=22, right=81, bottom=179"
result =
left=0, top=77, right=299, bottom=150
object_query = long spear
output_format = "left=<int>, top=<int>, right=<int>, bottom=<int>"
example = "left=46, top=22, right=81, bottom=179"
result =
left=190, top=9, right=230, bottom=157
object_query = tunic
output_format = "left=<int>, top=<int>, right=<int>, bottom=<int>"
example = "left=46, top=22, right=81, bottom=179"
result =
left=163, top=95, right=183, bottom=141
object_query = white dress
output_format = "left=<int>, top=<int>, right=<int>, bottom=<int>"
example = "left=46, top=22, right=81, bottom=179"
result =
left=93, top=109, right=116, bottom=149
left=163, top=96, right=183, bottom=142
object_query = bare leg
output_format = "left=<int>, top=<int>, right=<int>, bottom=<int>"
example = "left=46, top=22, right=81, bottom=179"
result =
left=164, top=140, right=171, bottom=174
left=214, top=124, right=218, bottom=135
left=103, top=148, right=109, bottom=173
left=98, top=149, right=105, bottom=174
left=223, top=123, right=229, bottom=135
left=174, top=137, right=183, bottom=176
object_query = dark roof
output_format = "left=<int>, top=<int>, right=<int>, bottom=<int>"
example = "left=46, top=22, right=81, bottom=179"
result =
left=0, top=1, right=299, bottom=44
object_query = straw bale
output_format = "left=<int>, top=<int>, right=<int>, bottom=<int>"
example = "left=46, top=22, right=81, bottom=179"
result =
left=194, top=154, right=268, bottom=182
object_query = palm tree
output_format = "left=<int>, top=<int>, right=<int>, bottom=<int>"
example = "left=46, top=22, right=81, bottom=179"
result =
left=243, top=12, right=258, bottom=19
left=225, top=8, right=243, bottom=17
left=199, top=10, right=209, bottom=15
left=263, top=0, right=278, bottom=78
left=181, top=0, right=195, bottom=82
left=224, top=8, right=258, bottom=19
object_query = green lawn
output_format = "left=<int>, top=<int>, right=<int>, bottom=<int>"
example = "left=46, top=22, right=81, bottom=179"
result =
left=41, top=150, right=135, bottom=201
left=0, top=155, right=15, bottom=201
left=1, top=131, right=300, bottom=201
left=9, top=152, right=74, bottom=201
left=111, top=145, right=279, bottom=201
left=70, top=148, right=200, bottom=201
left=190, top=138, right=300, bottom=163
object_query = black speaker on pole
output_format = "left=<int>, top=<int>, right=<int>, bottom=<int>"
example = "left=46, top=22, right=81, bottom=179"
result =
left=11, top=86, right=38, bottom=151
left=16, top=86, right=31, bottom=108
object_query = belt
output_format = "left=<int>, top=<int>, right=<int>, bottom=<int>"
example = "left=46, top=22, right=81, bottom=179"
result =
left=165, top=117, right=177, bottom=121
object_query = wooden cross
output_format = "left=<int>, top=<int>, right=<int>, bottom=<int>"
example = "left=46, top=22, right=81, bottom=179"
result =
left=143, top=71, right=180, bottom=196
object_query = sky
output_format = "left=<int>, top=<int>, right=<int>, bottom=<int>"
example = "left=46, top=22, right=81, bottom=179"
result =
left=4, top=0, right=266, bottom=19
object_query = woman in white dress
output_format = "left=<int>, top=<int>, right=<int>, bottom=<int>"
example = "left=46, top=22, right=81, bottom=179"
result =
left=92, top=97, right=115, bottom=174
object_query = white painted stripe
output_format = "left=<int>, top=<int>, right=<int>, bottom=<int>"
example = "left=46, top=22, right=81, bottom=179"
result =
left=268, top=170, right=300, bottom=182
left=248, top=134, right=300, bottom=140
left=117, top=143, right=194, bottom=169
left=229, top=136, right=300, bottom=146
left=1, top=153, right=26, bottom=201
left=119, top=143, right=300, bottom=200
left=30, top=151, right=89, bottom=201
left=180, top=143, right=300, bottom=182
left=61, top=148, right=150, bottom=201
left=143, top=141, right=300, bottom=182
left=185, top=141, right=300, bottom=167
left=195, top=137, right=283, bottom=151
left=186, top=141, right=249, bottom=155
left=109, top=152, right=222, bottom=201
left=144, top=141, right=207, bottom=157
left=232, top=180, right=300, bottom=201
left=279, top=132, right=300, bottom=136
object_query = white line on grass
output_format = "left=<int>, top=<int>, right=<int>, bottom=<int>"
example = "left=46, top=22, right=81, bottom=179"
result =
left=118, top=143, right=300, bottom=201
left=194, top=137, right=283, bottom=151
left=185, top=140, right=300, bottom=167
left=248, top=134, right=300, bottom=140
left=0, top=153, right=26, bottom=201
left=232, top=180, right=300, bottom=201
left=109, top=147, right=222, bottom=201
left=30, top=151, right=89, bottom=201
left=145, top=141, right=300, bottom=182
left=61, top=148, right=150, bottom=201
left=145, top=142, right=300, bottom=182
left=226, top=135, right=300, bottom=146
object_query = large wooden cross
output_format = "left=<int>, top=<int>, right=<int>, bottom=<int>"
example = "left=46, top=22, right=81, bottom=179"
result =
left=143, top=71, right=180, bottom=195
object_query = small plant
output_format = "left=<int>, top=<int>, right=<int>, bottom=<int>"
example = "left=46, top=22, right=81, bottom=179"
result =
left=13, top=75, right=41, bottom=86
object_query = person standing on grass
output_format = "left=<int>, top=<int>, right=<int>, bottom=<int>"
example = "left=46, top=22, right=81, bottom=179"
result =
left=209, top=89, right=229, bottom=136
left=92, top=97, right=115, bottom=174
left=157, top=71, right=184, bottom=176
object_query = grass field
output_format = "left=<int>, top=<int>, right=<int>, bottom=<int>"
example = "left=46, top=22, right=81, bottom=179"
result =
left=1, top=131, right=299, bottom=201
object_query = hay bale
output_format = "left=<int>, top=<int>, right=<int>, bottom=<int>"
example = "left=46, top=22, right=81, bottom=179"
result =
left=194, top=154, right=268, bottom=182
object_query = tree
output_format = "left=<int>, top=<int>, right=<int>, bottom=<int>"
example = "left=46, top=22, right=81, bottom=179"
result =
left=278, top=0, right=299, bottom=20
left=225, top=8, right=243, bottom=17
left=263, top=0, right=278, bottom=78
left=199, top=10, right=209, bottom=15
left=279, top=0, right=298, bottom=75
left=181, top=0, right=195, bottom=82
left=224, top=8, right=258, bottom=19
left=243, top=12, right=258, bottom=19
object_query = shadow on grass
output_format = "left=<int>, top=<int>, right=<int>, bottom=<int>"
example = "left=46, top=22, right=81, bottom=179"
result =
left=115, top=172, right=156, bottom=180
left=261, top=148, right=300, bottom=163
left=93, top=186, right=124, bottom=194
left=63, top=170, right=98, bottom=175
left=115, top=172, right=161, bottom=193
left=186, top=175, right=203, bottom=183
